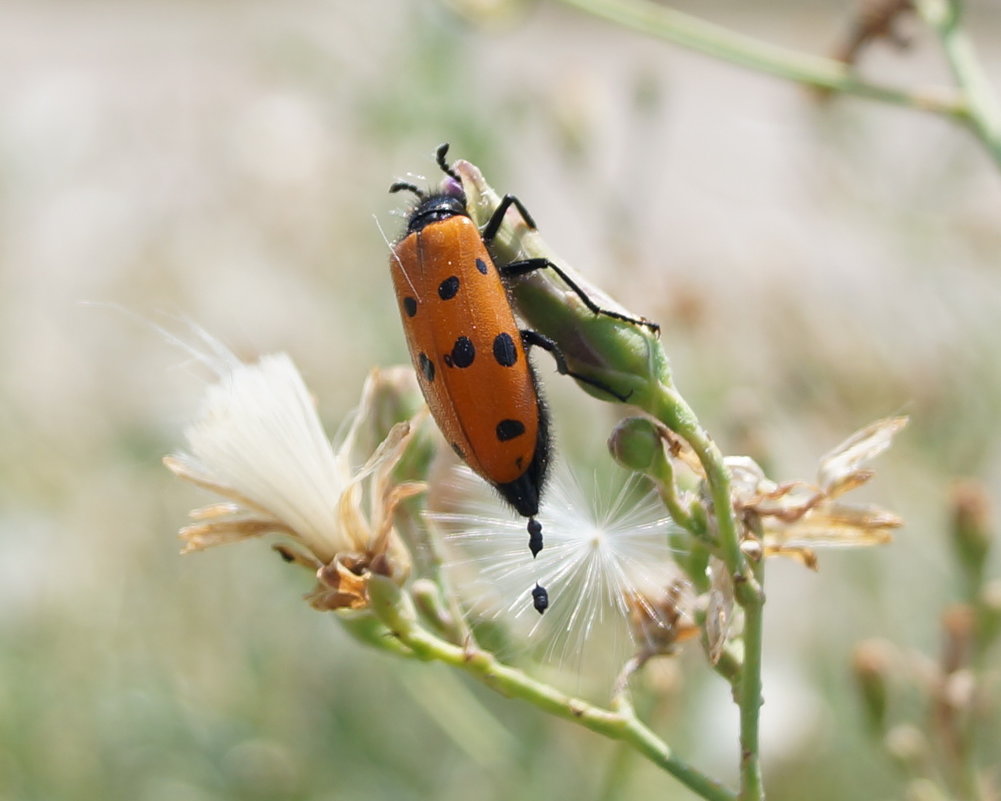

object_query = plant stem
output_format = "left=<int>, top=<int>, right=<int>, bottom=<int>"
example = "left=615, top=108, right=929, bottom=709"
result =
left=650, top=437, right=698, bottom=534
left=916, top=0, right=1001, bottom=165
left=554, top=0, right=965, bottom=118
left=647, top=381, right=766, bottom=800
left=369, top=578, right=737, bottom=801
left=456, top=155, right=766, bottom=800
left=651, top=383, right=744, bottom=580
left=737, top=559, right=765, bottom=801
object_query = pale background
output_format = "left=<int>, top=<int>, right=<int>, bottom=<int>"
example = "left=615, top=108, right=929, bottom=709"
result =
left=1, top=1, right=999, bottom=799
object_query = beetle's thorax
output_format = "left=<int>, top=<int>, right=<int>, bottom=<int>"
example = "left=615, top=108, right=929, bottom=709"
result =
left=405, top=193, right=468, bottom=235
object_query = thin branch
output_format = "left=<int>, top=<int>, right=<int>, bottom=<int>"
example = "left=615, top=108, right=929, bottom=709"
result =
left=368, top=577, right=738, bottom=801
left=916, top=0, right=1001, bottom=165
left=651, top=383, right=745, bottom=581
left=736, top=560, right=765, bottom=801
left=554, top=0, right=966, bottom=118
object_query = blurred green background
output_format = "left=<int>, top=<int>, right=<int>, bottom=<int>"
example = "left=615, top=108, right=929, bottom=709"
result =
left=2, top=0, right=1000, bottom=799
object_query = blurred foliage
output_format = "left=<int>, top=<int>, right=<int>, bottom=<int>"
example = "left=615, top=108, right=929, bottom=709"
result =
left=1, top=0, right=999, bottom=799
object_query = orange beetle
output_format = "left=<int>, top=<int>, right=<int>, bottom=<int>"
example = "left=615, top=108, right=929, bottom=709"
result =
left=389, top=144, right=657, bottom=569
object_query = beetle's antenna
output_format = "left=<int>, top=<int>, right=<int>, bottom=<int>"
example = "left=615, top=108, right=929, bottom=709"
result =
left=389, top=181, right=424, bottom=198
left=435, top=143, right=461, bottom=183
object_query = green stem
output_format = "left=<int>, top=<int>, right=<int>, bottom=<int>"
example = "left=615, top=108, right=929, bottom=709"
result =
left=693, top=606, right=742, bottom=685
left=917, top=0, right=1001, bottom=166
left=554, top=0, right=965, bottom=118
left=651, top=383, right=744, bottom=580
left=456, top=155, right=765, bottom=801
left=369, top=578, right=737, bottom=801
left=650, top=437, right=698, bottom=535
left=647, top=381, right=766, bottom=800
left=736, top=559, right=765, bottom=801
left=420, top=517, right=478, bottom=646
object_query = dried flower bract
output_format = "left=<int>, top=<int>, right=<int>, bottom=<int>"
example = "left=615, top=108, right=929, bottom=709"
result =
left=165, top=353, right=424, bottom=610
left=730, top=416, right=908, bottom=566
left=676, top=417, right=907, bottom=568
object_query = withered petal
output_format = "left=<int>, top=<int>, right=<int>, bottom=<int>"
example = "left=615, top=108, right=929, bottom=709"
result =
left=179, top=518, right=294, bottom=553
left=762, top=545, right=819, bottom=570
left=705, top=557, right=735, bottom=666
left=817, top=416, right=908, bottom=493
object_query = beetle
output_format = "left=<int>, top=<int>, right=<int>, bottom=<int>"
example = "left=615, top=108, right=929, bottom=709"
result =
left=388, top=144, right=658, bottom=562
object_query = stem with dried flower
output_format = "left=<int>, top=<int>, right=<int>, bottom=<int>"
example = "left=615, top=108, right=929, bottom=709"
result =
left=368, top=575, right=737, bottom=801
left=619, top=338, right=774, bottom=801
left=458, top=156, right=766, bottom=801
left=649, top=383, right=765, bottom=801
left=650, top=384, right=744, bottom=579
left=551, top=0, right=1001, bottom=169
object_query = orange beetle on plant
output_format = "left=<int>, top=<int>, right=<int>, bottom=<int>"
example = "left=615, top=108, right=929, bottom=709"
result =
left=388, top=144, right=657, bottom=611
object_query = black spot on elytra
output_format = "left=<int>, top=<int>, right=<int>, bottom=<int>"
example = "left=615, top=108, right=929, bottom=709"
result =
left=496, top=419, right=526, bottom=442
left=418, top=352, right=435, bottom=382
left=451, top=336, right=475, bottom=368
left=451, top=442, right=464, bottom=459
left=438, top=276, right=460, bottom=300
left=493, top=332, right=518, bottom=367
left=475, top=258, right=489, bottom=275
left=403, top=297, right=417, bottom=317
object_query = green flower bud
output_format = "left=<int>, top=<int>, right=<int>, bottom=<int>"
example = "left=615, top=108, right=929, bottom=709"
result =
left=852, top=638, right=894, bottom=733
left=940, top=603, right=975, bottom=673
left=950, top=480, right=993, bottom=595
left=608, top=416, right=663, bottom=473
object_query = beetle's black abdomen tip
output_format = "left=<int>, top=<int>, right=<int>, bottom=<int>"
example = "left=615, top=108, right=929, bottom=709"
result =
left=528, top=518, right=543, bottom=557
left=496, top=471, right=540, bottom=518
left=532, top=583, right=549, bottom=614
left=494, top=395, right=550, bottom=557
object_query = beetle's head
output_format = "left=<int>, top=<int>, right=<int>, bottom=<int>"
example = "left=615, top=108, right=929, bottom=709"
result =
left=389, top=143, right=468, bottom=235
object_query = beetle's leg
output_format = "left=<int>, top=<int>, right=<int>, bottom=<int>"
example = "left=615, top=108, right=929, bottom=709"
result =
left=482, top=194, right=538, bottom=243
left=485, top=194, right=659, bottom=334
left=520, top=330, right=632, bottom=403
left=504, top=256, right=660, bottom=334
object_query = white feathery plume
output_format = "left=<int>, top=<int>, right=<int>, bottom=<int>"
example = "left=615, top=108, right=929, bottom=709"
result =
left=429, top=464, right=685, bottom=675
